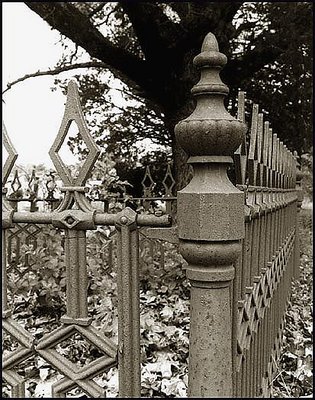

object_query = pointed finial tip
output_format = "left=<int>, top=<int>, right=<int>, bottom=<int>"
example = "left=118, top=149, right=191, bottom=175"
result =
left=193, top=32, right=226, bottom=68
left=67, top=79, right=79, bottom=94
left=201, top=32, right=219, bottom=52
left=68, top=79, right=78, bottom=87
left=66, top=79, right=80, bottom=100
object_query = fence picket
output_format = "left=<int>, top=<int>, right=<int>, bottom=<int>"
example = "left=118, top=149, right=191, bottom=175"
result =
left=116, top=208, right=141, bottom=397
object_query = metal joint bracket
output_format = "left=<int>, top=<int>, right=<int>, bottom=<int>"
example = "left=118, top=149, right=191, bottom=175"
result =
left=244, top=205, right=252, bottom=222
left=52, top=209, right=96, bottom=230
left=115, top=207, right=137, bottom=231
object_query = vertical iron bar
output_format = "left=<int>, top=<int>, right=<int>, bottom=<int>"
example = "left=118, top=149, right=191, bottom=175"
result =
left=259, top=198, right=267, bottom=274
left=7, top=230, right=12, bottom=265
left=244, top=346, right=249, bottom=397
left=242, top=220, right=250, bottom=298
left=61, top=229, right=90, bottom=324
left=242, top=356, right=246, bottom=397
left=175, top=33, right=246, bottom=397
left=116, top=208, right=141, bottom=398
left=231, top=266, right=237, bottom=395
left=2, top=230, right=10, bottom=317
left=232, top=254, right=243, bottom=396
left=250, top=330, right=256, bottom=397
left=257, top=318, right=263, bottom=396
left=257, top=319, right=262, bottom=396
left=262, top=287, right=268, bottom=391
left=11, top=382, right=25, bottom=398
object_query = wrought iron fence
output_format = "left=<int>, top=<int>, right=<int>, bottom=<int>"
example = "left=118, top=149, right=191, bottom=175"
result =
left=2, top=31, right=303, bottom=398
left=4, top=162, right=176, bottom=282
left=232, top=91, right=302, bottom=397
left=3, top=142, right=177, bottom=279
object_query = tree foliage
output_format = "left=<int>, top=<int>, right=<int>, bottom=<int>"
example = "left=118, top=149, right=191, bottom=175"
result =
left=236, top=2, right=313, bottom=154
left=10, top=2, right=313, bottom=184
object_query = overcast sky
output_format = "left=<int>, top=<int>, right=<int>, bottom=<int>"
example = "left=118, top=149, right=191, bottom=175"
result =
left=2, top=2, right=82, bottom=168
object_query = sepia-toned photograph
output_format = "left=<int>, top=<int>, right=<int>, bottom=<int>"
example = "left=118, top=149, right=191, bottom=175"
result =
left=2, top=2, right=312, bottom=398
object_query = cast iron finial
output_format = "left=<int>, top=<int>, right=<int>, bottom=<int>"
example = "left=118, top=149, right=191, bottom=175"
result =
left=193, top=32, right=227, bottom=76
left=175, top=32, right=247, bottom=159
left=201, top=32, right=219, bottom=51
left=49, top=79, right=100, bottom=187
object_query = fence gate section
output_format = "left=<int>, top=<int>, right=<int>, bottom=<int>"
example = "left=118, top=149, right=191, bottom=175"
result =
left=2, top=81, right=171, bottom=398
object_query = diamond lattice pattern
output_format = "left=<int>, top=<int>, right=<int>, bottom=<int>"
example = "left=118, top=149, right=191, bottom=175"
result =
left=36, top=324, right=117, bottom=397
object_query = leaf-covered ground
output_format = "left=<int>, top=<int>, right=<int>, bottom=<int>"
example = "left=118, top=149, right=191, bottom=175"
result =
left=2, top=208, right=313, bottom=397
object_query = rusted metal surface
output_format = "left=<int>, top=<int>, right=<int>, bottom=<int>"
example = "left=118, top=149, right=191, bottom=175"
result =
left=115, top=208, right=141, bottom=397
left=173, top=32, right=299, bottom=398
left=175, top=33, right=246, bottom=397
left=8, top=209, right=171, bottom=227
left=232, top=89, right=299, bottom=397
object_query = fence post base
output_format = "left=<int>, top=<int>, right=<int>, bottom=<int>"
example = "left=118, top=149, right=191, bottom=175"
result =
left=180, top=240, right=241, bottom=397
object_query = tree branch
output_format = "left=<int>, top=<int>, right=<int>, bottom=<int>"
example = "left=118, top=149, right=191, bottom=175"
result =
left=170, top=2, right=243, bottom=26
left=120, top=2, right=182, bottom=57
left=165, top=2, right=244, bottom=57
left=88, top=3, right=106, bottom=18
left=220, top=2, right=244, bottom=23
left=224, top=41, right=283, bottom=86
left=95, top=4, right=118, bottom=28
left=2, top=62, right=107, bottom=94
left=25, top=2, right=150, bottom=92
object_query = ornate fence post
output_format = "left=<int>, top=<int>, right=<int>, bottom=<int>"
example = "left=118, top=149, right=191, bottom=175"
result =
left=175, top=33, right=246, bottom=397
